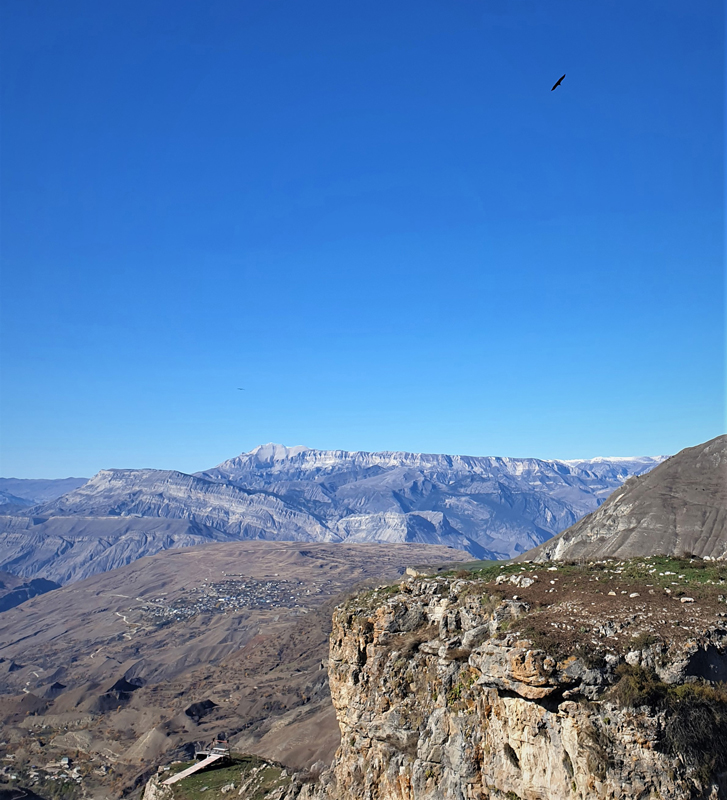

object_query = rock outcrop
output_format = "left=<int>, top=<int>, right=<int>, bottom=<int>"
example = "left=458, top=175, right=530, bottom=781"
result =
left=301, top=567, right=727, bottom=800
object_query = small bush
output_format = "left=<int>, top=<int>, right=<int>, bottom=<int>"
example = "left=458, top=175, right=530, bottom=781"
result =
left=611, top=664, right=666, bottom=708
left=573, top=642, right=606, bottom=670
left=447, top=683, right=463, bottom=703
left=663, top=683, right=727, bottom=784
left=629, top=632, right=661, bottom=651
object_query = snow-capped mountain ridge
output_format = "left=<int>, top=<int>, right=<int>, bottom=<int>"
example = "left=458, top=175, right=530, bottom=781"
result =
left=214, top=443, right=664, bottom=477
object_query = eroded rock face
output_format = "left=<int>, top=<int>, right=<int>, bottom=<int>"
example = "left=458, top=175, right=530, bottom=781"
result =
left=304, top=577, right=727, bottom=800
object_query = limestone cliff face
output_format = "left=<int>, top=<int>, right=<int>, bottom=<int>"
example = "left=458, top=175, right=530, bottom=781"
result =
left=306, top=576, right=727, bottom=800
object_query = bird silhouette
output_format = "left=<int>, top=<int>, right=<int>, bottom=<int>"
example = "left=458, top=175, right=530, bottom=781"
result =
left=237, top=388, right=245, bottom=391
left=551, top=74, right=566, bottom=91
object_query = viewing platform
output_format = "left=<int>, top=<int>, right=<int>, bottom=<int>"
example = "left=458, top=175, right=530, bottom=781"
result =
left=162, top=735, right=231, bottom=786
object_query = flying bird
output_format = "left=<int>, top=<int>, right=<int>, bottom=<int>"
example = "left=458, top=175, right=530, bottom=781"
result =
left=551, top=74, right=566, bottom=91
left=237, top=388, right=245, bottom=391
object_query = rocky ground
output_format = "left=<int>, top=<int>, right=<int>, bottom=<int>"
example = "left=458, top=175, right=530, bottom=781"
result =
left=477, top=556, right=727, bottom=669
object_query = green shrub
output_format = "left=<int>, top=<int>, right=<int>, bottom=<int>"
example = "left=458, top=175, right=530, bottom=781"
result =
left=611, top=663, right=666, bottom=708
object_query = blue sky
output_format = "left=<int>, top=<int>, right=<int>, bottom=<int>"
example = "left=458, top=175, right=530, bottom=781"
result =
left=0, top=0, right=723, bottom=478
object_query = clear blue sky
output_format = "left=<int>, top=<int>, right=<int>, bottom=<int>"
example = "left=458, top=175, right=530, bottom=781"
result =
left=0, top=0, right=723, bottom=478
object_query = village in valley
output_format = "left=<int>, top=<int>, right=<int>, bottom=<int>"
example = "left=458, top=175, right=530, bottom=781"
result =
left=141, top=575, right=330, bottom=626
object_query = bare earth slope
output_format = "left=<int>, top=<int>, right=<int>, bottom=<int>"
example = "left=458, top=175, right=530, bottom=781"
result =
left=0, top=516, right=237, bottom=585
left=0, top=541, right=469, bottom=798
left=522, top=435, right=727, bottom=563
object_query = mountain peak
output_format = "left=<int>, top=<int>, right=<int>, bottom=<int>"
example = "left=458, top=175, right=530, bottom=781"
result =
left=248, top=443, right=310, bottom=462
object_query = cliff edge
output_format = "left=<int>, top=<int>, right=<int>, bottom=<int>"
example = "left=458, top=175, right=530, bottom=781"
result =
left=302, top=559, right=727, bottom=800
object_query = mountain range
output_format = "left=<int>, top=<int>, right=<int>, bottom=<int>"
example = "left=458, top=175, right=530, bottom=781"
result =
left=0, top=444, right=665, bottom=584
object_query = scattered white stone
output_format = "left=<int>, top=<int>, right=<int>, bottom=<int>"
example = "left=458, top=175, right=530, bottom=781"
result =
left=681, top=597, right=695, bottom=603
left=548, top=567, right=558, bottom=571
left=629, top=593, right=640, bottom=598
left=509, top=574, right=535, bottom=588
left=221, top=784, right=236, bottom=794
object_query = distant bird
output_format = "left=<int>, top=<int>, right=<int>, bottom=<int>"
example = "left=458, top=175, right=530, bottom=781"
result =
left=237, top=388, right=245, bottom=391
left=551, top=74, right=566, bottom=91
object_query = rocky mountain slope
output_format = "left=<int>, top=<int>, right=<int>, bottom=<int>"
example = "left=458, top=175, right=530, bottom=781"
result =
left=0, top=515, right=238, bottom=585
left=0, top=570, right=58, bottom=613
left=279, top=558, right=727, bottom=800
left=522, top=435, right=727, bottom=563
left=0, top=446, right=664, bottom=583
left=0, top=541, right=469, bottom=799
left=200, top=446, right=663, bottom=557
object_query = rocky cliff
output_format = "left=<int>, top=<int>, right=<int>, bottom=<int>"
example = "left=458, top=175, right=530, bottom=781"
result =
left=296, top=560, right=727, bottom=800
